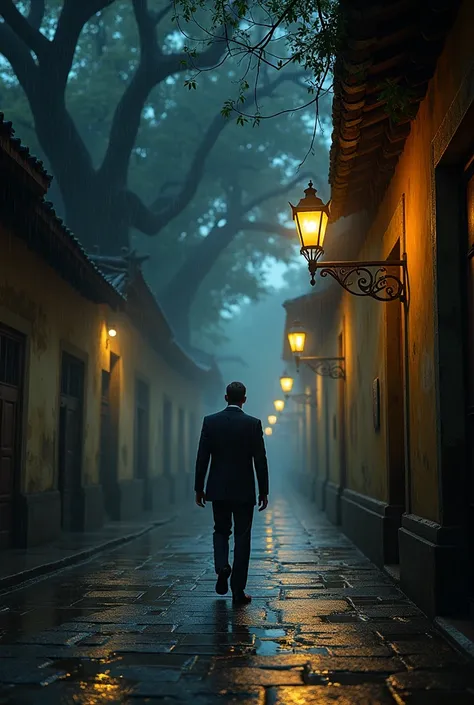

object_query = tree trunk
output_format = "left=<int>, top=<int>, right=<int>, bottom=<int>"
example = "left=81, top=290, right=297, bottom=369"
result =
left=159, top=221, right=239, bottom=345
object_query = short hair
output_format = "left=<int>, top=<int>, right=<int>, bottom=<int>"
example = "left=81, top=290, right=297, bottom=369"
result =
left=226, top=381, right=246, bottom=404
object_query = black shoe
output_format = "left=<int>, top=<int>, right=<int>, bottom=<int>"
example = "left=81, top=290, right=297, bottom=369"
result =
left=215, top=565, right=232, bottom=595
left=232, top=592, right=252, bottom=606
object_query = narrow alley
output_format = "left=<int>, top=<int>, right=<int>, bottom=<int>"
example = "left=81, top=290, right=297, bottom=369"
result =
left=0, top=494, right=471, bottom=705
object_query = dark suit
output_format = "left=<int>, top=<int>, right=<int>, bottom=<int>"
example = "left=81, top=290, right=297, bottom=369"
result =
left=194, top=406, right=269, bottom=595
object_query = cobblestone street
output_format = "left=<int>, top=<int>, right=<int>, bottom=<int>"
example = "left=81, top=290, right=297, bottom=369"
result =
left=0, top=495, right=472, bottom=704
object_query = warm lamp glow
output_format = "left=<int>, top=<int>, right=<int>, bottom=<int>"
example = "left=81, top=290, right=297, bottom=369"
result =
left=288, top=320, right=306, bottom=355
left=289, top=181, right=330, bottom=254
left=264, top=427, right=273, bottom=436
left=268, top=415, right=277, bottom=425
left=274, top=399, right=285, bottom=412
left=280, top=372, right=294, bottom=394
left=108, top=327, right=117, bottom=338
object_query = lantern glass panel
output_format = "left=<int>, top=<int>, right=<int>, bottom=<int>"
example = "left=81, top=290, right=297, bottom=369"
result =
left=288, top=330, right=306, bottom=354
left=280, top=376, right=294, bottom=393
left=296, top=209, right=328, bottom=249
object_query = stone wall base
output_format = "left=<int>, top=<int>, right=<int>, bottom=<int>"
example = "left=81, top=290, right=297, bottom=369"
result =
left=18, top=490, right=61, bottom=547
left=341, top=489, right=403, bottom=566
left=314, top=477, right=327, bottom=511
left=399, top=514, right=468, bottom=617
left=79, top=485, right=104, bottom=532
left=115, top=479, right=144, bottom=521
left=325, top=481, right=342, bottom=525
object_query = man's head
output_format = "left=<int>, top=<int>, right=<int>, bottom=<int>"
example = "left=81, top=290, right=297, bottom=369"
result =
left=225, top=381, right=247, bottom=407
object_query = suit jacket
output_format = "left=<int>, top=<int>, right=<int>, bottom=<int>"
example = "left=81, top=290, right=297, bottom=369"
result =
left=194, top=406, right=269, bottom=505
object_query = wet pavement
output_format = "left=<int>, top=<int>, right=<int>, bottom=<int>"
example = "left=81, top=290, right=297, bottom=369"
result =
left=0, top=495, right=472, bottom=704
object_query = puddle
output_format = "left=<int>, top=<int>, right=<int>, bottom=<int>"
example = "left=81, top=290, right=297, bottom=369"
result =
left=252, top=628, right=286, bottom=638
left=265, top=609, right=279, bottom=624
left=256, top=640, right=280, bottom=655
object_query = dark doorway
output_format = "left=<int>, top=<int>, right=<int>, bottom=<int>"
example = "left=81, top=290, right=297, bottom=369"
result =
left=100, top=353, right=120, bottom=520
left=337, top=332, right=347, bottom=491
left=177, top=407, right=185, bottom=473
left=0, top=324, right=23, bottom=549
left=465, top=166, right=474, bottom=609
left=188, top=412, right=196, bottom=475
left=163, top=396, right=173, bottom=501
left=134, top=379, right=150, bottom=508
left=58, top=352, right=84, bottom=531
left=385, top=240, right=406, bottom=563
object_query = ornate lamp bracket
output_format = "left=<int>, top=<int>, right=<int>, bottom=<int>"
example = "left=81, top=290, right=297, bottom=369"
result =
left=301, top=356, right=345, bottom=379
left=306, top=254, right=407, bottom=302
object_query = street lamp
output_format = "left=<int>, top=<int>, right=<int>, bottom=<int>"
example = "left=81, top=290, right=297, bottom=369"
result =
left=274, top=399, right=285, bottom=412
left=264, top=427, right=273, bottom=436
left=268, top=415, right=277, bottom=425
left=106, top=322, right=118, bottom=349
left=287, top=319, right=345, bottom=379
left=280, top=371, right=294, bottom=398
left=290, top=181, right=406, bottom=300
left=287, top=320, right=306, bottom=356
left=289, top=181, right=330, bottom=286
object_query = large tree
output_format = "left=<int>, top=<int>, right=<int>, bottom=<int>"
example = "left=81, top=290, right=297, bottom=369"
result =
left=0, top=1, right=330, bottom=342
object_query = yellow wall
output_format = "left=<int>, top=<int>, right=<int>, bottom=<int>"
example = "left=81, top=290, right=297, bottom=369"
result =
left=104, top=314, right=202, bottom=482
left=305, top=0, right=474, bottom=522
left=0, top=226, right=202, bottom=496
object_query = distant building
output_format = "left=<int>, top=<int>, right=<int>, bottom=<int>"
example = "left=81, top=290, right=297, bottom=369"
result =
left=283, top=0, right=473, bottom=618
left=0, top=113, right=220, bottom=549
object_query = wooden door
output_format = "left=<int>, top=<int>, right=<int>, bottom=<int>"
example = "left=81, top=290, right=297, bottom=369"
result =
left=134, top=379, right=150, bottom=481
left=177, top=408, right=185, bottom=473
left=163, top=397, right=172, bottom=475
left=0, top=326, right=23, bottom=548
left=58, top=353, right=84, bottom=531
left=465, top=170, right=474, bottom=601
left=337, top=333, right=347, bottom=490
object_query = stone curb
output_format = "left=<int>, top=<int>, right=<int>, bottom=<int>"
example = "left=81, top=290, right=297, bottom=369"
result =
left=0, top=515, right=177, bottom=593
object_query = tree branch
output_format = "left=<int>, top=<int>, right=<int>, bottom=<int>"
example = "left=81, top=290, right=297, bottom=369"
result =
left=98, top=14, right=230, bottom=184
left=244, top=171, right=312, bottom=212
left=0, top=0, right=49, bottom=58
left=0, top=21, right=38, bottom=89
left=240, top=220, right=294, bottom=239
left=126, top=111, right=228, bottom=234
left=51, top=0, right=115, bottom=90
left=28, top=0, right=46, bottom=30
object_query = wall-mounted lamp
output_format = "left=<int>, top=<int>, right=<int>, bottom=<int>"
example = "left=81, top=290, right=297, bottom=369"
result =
left=280, top=371, right=294, bottom=399
left=287, top=320, right=345, bottom=379
left=290, top=181, right=406, bottom=301
left=264, top=427, right=273, bottom=436
left=106, top=324, right=118, bottom=349
left=274, top=399, right=285, bottom=412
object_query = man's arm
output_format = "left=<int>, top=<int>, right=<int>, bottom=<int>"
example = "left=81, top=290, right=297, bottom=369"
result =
left=194, top=417, right=211, bottom=497
left=253, top=419, right=269, bottom=506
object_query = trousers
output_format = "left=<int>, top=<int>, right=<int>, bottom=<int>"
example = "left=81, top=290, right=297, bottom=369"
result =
left=212, top=500, right=254, bottom=596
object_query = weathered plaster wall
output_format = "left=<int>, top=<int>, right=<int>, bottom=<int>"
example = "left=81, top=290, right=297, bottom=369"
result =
left=105, top=315, right=202, bottom=482
left=317, top=0, right=474, bottom=522
left=0, top=227, right=203, bottom=498
left=0, top=228, right=102, bottom=493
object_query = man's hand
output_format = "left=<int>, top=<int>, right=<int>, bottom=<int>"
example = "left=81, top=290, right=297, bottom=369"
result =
left=195, top=491, right=206, bottom=508
left=258, top=495, right=268, bottom=512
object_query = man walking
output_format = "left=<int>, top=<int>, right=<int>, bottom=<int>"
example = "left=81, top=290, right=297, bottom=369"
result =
left=194, top=381, right=269, bottom=605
